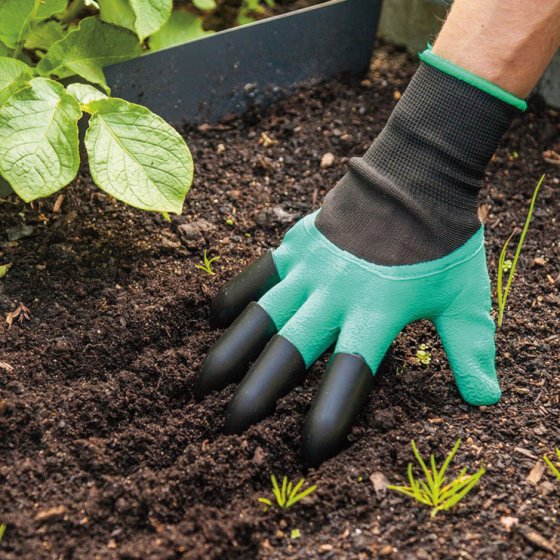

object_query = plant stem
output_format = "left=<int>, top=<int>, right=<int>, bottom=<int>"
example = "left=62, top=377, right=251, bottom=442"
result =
left=60, top=0, right=86, bottom=24
left=497, top=174, right=545, bottom=327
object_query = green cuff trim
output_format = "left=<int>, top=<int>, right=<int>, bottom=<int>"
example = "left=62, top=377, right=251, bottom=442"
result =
left=419, top=49, right=527, bottom=111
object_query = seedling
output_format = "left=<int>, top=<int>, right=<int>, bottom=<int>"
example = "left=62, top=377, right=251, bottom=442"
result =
left=0, top=2, right=193, bottom=215
left=0, top=264, right=10, bottom=278
left=388, top=439, right=485, bottom=517
left=544, top=449, right=560, bottom=481
left=497, top=174, right=545, bottom=327
left=416, top=343, right=431, bottom=365
left=195, top=250, right=220, bottom=275
left=0, top=523, right=5, bottom=544
left=258, top=475, right=317, bottom=511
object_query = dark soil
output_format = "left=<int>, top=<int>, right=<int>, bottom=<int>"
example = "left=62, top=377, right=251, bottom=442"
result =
left=1, top=45, right=559, bottom=560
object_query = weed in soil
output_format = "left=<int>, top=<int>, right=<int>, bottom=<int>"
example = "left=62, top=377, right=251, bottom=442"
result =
left=388, top=439, right=485, bottom=517
left=497, top=173, right=546, bottom=327
left=258, top=475, right=317, bottom=511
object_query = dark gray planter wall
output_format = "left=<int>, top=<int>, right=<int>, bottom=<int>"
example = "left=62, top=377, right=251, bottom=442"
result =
left=378, top=0, right=560, bottom=108
left=106, top=0, right=382, bottom=124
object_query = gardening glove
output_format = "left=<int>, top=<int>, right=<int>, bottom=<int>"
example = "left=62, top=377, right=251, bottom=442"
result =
left=195, top=49, right=526, bottom=467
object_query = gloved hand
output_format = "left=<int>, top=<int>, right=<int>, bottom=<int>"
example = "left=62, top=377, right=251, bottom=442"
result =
left=195, top=51, right=524, bottom=467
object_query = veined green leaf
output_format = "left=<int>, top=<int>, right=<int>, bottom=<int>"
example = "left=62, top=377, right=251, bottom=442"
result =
left=0, top=0, right=35, bottom=50
left=36, top=0, right=68, bottom=19
left=0, top=77, right=81, bottom=202
left=66, top=82, right=107, bottom=105
left=149, top=10, right=211, bottom=51
left=98, top=0, right=136, bottom=33
left=84, top=97, right=192, bottom=213
left=0, top=57, right=33, bottom=106
left=24, top=20, right=66, bottom=51
left=37, top=17, right=141, bottom=91
left=130, top=0, right=172, bottom=41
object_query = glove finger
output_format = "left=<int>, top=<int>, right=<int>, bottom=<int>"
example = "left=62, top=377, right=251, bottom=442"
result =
left=277, top=291, right=340, bottom=367
left=302, top=353, right=374, bottom=468
left=435, top=312, right=501, bottom=406
left=225, top=294, right=338, bottom=433
left=195, top=302, right=276, bottom=399
left=224, top=335, right=306, bottom=434
left=210, top=251, right=280, bottom=329
left=335, top=312, right=400, bottom=375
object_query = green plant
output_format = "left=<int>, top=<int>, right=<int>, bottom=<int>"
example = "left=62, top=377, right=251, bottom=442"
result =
left=0, top=264, right=11, bottom=278
left=388, top=439, right=485, bottom=517
left=195, top=249, right=219, bottom=275
left=416, top=343, right=431, bottom=365
left=497, top=174, right=545, bottom=327
left=258, top=475, right=317, bottom=510
left=0, top=523, right=5, bottom=544
left=544, top=449, right=560, bottom=481
left=0, top=0, right=193, bottom=215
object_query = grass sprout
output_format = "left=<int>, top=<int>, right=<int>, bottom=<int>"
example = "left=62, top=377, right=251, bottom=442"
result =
left=0, top=523, right=5, bottom=543
left=258, top=475, right=317, bottom=511
left=388, top=439, right=485, bottom=517
left=497, top=174, right=545, bottom=327
left=195, top=249, right=220, bottom=275
left=544, top=449, right=560, bottom=480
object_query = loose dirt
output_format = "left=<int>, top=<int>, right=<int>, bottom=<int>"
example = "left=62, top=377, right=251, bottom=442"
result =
left=1, top=45, right=559, bottom=559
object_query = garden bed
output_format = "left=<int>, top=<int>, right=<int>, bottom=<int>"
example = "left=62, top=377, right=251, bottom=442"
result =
left=1, top=45, right=559, bottom=559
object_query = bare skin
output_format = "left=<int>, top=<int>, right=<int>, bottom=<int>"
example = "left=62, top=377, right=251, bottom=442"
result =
left=433, top=0, right=560, bottom=97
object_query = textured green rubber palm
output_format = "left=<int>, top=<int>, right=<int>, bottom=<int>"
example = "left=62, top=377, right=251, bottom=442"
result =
left=258, top=212, right=501, bottom=407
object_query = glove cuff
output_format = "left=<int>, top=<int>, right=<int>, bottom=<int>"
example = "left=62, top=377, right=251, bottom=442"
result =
left=419, top=48, right=528, bottom=111
left=315, top=60, right=522, bottom=265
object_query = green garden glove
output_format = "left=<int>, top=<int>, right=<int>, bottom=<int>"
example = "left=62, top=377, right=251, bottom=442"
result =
left=195, top=49, right=526, bottom=467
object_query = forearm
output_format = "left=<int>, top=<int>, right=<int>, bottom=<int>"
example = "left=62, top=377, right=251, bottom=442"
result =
left=433, top=0, right=560, bottom=97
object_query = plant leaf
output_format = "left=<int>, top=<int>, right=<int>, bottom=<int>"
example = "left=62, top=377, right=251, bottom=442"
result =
left=271, top=475, right=282, bottom=507
left=149, top=10, right=211, bottom=51
left=0, top=264, right=11, bottom=278
left=0, top=77, right=81, bottom=202
left=281, top=476, right=288, bottom=507
left=193, top=0, right=217, bottom=10
left=24, top=20, right=66, bottom=51
left=84, top=96, right=192, bottom=213
left=0, top=57, right=33, bottom=106
left=98, top=0, right=136, bottom=33
left=544, top=454, right=560, bottom=480
left=437, top=438, right=461, bottom=485
left=257, top=497, right=272, bottom=506
left=286, top=484, right=316, bottom=507
left=499, top=174, right=545, bottom=326
left=36, top=0, right=68, bottom=19
left=0, top=0, right=35, bottom=50
left=411, top=440, right=435, bottom=489
left=37, top=17, right=141, bottom=92
left=129, top=0, right=172, bottom=41
left=438, top=467, right=485, bottom=512
left=66, top=82, right=107, bottom=105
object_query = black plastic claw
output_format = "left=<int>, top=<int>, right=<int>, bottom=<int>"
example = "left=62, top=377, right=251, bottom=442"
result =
left=195, top=302, right=277, bottom=400
left=302, top=353, right=374, bottom=468
left=224, top=335, right=306, bottom=434
left=210, top=251, right=280, bottom=329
